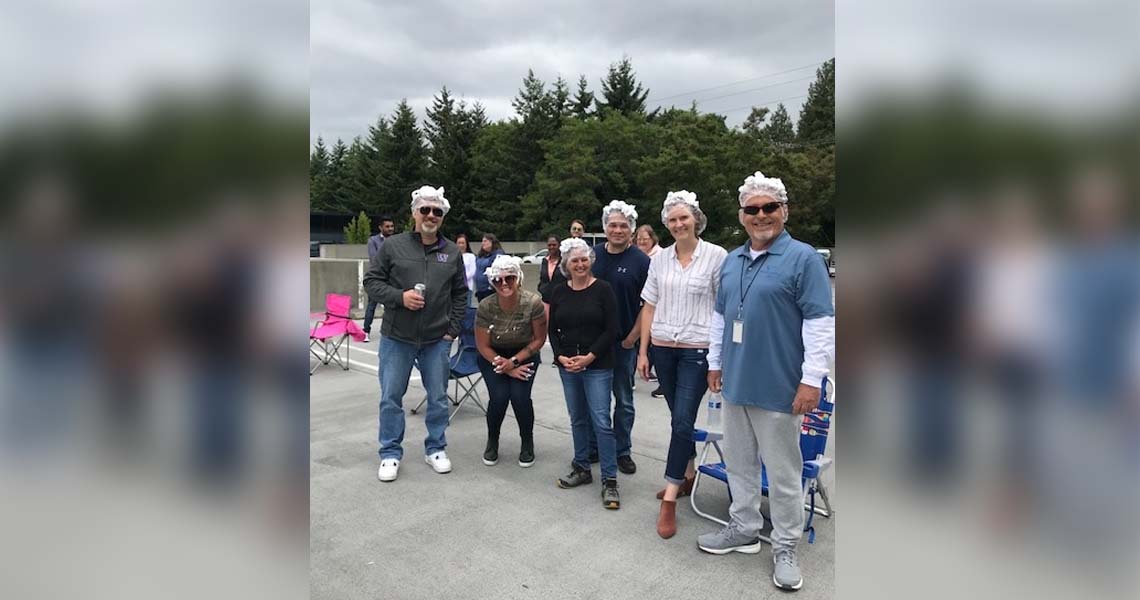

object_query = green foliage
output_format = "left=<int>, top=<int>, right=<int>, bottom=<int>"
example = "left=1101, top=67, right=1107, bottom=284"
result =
left=596, top=56, right=649, bottom=118
left=314, top=56, right=835, bottom=249
left=798, top=59, right=835, bottom=143
left=343, top=211, right=373, bottom=244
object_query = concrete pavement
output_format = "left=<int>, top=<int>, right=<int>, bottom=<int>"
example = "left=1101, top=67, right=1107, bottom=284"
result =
left=311, top=339, right=836, bottom=600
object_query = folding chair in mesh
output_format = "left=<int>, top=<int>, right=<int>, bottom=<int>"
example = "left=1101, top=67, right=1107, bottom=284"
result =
left=411, top=307, right=486, bottom=422
left=309, top=293, right=365, bottom=375
left=690, top=377, right=835, bottom=543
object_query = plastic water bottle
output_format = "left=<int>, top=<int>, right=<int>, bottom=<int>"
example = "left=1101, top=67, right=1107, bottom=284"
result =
left=413, top=283, right=426, bottom=297
left=705, top=392, right=723, bottom=434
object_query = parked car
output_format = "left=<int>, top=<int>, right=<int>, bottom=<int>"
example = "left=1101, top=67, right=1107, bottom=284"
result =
left=521, top=249, right=549, bottom=264
left=816, top=248, right=835, bottom=277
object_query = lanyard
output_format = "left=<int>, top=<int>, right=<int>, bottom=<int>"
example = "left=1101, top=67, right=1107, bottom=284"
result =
left=737, top=252, right=770, bottom=319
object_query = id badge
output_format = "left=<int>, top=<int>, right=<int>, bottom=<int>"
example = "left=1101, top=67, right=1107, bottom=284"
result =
left=732, top=320, right=744, bottom=344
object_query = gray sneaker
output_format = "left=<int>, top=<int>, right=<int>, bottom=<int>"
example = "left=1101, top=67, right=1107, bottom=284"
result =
left=696, top=524, right=762, bottom=555
left=772, top=548, right=803, bottom=591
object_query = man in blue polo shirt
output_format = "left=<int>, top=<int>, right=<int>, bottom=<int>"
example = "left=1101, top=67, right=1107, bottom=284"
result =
left=587, top=200, right=650, bottom=474
left=699, top=171, right=834, bottom=592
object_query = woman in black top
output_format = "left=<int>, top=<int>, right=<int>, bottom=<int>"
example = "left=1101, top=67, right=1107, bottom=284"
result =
left=548, top=237, right=622, bottom=509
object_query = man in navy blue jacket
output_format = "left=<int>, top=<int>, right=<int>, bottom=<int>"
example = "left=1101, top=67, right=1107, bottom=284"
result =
left=362, top=216, right=395, bottom=342
left=587, top=200, right=650, bottom=474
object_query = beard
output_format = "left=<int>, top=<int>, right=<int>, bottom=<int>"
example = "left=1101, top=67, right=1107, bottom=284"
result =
left=420, top=221, right=439, bottom=234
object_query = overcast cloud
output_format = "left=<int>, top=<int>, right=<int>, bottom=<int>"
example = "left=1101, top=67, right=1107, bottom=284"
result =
left=311, top=0, right=835, bottom=146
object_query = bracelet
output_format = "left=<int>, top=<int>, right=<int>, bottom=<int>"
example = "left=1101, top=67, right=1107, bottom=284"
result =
left=510, top=356, right=520, bottom=367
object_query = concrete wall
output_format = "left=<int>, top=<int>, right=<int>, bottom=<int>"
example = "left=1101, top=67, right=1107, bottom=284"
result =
left=310, top=259, right=543, bottom=314
left=320, top=244, right=369, bottom=259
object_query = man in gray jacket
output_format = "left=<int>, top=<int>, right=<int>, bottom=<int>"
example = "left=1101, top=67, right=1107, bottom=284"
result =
left=364, top=185, right=467, bottom=482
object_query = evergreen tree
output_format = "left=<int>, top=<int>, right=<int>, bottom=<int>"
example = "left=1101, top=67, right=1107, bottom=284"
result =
left=797, top=58, right=835, bottom=143
left=596, top=56, right=649, bottom=118
left=425, top=86, right=487, bottom=235
left=742, top=106, right=771, bottom=138
left=761, top=103, right=796, bottom=144
left=327, top=138, right=349, bottom=212
left=310, top=136, right=333, bottom=211
left=550, top=76, right=571, bottom=119
left=571, top=75, right=595, bottom=120
left=377, top=100, right=427, bottom=225
left=343, top=211, right=373, bottom=244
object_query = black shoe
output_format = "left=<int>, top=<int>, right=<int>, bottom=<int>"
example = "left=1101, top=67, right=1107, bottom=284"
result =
left=651, top=387, right=664, bottom=398
left=518, top=439, right=535, bottom=468
left=482, top=439, right=499, bottom=466
left=601, top=478, right=620, bottom=509
left=588, top=451, right=599, bottom=464
left=557, top=464, right=593, bottom=488
left=617, top=455, right=637, bottom=474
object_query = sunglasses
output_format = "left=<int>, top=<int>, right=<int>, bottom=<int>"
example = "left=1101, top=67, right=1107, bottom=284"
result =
left=742, top=201, right=785, bottom=216
left=418, top=206, right=445, bottom=217
left=492, top=275, right=518, bottom=286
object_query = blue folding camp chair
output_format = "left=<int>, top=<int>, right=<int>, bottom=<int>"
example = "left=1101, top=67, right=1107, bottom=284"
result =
left=410, top=306, right=485, bottom=422
left=690, top=377, right=835, bottom=543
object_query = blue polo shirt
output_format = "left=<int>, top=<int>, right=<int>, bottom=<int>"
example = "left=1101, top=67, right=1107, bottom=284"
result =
left=716, top=230, right=834, bottom=413
left=592, top=243, right=650, bottom=338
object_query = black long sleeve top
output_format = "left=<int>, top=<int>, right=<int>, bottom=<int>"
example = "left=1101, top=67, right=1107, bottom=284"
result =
left=547, top=279, right=618, bottom=370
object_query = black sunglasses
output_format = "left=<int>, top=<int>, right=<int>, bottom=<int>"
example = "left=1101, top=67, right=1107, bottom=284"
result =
left=742, top=201, right=785, bottom=216
left=492, top=275, right=518, bottom=286
left=418, top=206, right=445, bottom=217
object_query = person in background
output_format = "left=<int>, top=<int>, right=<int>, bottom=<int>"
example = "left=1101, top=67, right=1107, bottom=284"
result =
left=363, top=186, right=468, bottom=483
left=587, top=200, right=649, bottom=475
left=362, top=216, right=396, bottom=343
left=636, top=224, right=661, bottom=258
left=635, top=223, right=664, bottom=396
left=455, top=233, right=478, bottom=307
left=569, top=219, right=586, bottom=238
left=700, top=171, right=834, bottom=592
left=474, top=255, right=546, bottom=468
left=548, top=237, right=622, bottom=509
left=636, top=191, right=727, bottom=539
left=474, top=233, right=504, bottom=302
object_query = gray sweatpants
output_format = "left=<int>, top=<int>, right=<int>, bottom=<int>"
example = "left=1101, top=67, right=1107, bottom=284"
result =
left=723, top=402, right=805, bottom=553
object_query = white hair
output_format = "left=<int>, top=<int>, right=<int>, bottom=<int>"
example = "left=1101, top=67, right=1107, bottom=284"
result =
left=737, top=171, right=788, bottom=205
left=410, top=185, right=451, bottom=214
left=558, top=237, right=595, bottom=277
left=484, top=254, right=524, bottom=283
left=660, top=190, right=707, bottom=235
left=601, top=199, right=638, bottom=229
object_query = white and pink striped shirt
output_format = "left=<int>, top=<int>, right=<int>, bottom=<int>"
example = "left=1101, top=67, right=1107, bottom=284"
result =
left=641, top=239, right=728, bottom=346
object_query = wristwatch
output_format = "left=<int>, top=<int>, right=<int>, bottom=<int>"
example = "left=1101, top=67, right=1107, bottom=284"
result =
left=510, top=356, right=521, bottom=368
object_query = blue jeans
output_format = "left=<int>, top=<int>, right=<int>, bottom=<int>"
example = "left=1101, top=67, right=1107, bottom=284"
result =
left=378, top=336, right=451, bottom=460
left=560, top=367, right=617, bottom=479
left=650, top=346, right=709, bottom=484
left=587, top=345, right=636, bottom=458
left=363, top=299, right=379, bottom=333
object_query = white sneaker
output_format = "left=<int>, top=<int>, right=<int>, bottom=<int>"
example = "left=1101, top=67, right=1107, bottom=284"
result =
left=377, top=458, right=400, bottom=482
left=363, top=333, right=371, bottom=343
left=425, top=451, right=452, bottom=474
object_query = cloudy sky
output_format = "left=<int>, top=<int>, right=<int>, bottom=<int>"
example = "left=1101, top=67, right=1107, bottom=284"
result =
left=310, top=0, right=834, bottom=146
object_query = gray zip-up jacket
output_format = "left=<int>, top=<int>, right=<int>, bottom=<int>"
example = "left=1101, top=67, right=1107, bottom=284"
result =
left=363, top=232, right=467, bottom=346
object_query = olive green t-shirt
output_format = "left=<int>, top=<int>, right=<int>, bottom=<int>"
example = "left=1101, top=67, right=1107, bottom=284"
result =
left=476, top=289, right=545, bottom=352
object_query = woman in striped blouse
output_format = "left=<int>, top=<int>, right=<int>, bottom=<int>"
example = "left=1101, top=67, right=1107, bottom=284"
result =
left=636, top=190, right=728, bottom=539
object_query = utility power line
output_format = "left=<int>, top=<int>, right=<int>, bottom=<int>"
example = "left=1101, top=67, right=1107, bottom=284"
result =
left=645, top=60, right=826, bottom=104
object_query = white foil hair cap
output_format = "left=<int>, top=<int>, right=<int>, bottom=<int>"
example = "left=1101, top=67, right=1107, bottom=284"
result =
left=601, top=199, right=638, bottom=226
left=660, top=190, right=707, bottom=234
left=559, top=236, right=591, bottom=257
left=737, top=171, right=788, bottom=205
left=484, top=254, right=523, bottom=282
left=410, top=185, right=451, bottom=214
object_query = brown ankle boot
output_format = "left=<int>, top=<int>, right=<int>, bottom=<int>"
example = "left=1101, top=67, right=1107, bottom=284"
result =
left=656, top=475, right=696, bottom=500
left=656, top=500, right=677, bottom=539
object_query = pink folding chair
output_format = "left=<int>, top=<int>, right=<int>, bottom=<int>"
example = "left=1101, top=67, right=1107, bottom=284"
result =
left=310, top=293, right=366, bottom=375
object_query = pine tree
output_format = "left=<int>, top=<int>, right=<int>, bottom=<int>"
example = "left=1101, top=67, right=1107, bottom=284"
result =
left=797, top=58, right=834, bottom=143
left=343, top=211, right=373, bottom=244
left=425, top=86, right=488, bottom=235
left=310, top=136, right=333, bottom=211
left=377, top=100, right=427, bottom=225
left=550, top=76, right=571, bottom=120
left=327, top=138, right=349, bottom=212
left=742, top=106, right=771, bottom=138
left=571, top=75, right=595, bottom=120
left=761, top=103, right=796, bottom=144
left=596, top=56, right=649, bottom=118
